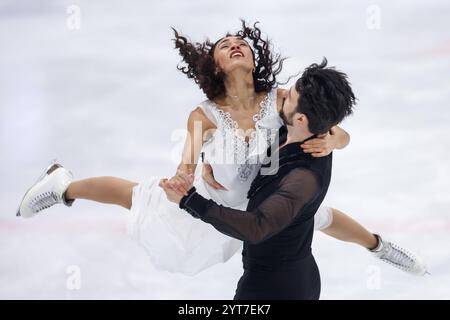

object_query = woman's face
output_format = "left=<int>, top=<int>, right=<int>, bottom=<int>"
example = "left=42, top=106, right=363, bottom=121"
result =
left=212, top=36, right=254, bottom=75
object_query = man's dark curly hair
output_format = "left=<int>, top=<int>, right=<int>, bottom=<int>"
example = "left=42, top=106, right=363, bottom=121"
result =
left=295, top=58, right=356, bottom=134
left=172, top=20, right=285, bottom=100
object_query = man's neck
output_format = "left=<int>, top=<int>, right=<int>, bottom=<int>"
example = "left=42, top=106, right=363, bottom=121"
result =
left=280, top=126, right=312, bottom=149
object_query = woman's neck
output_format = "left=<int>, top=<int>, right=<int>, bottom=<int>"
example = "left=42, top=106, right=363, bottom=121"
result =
left=222, top=69, right=257, bottom=110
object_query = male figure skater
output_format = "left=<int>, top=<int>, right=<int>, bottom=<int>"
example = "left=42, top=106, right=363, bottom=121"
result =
left=160, top=58, right=355, bottom=299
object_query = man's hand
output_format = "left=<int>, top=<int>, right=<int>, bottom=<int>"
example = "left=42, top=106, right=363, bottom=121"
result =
left=202, top=161, right=227, bottom=190
left=301, top=132, right=336, bottom=157
left=159, top=173, right=195, bottom=204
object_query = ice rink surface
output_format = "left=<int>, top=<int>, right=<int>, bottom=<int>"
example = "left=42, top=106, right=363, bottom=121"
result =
left=1, top=0, right=449, bottom=299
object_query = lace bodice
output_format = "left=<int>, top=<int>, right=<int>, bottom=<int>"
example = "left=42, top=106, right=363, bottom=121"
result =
left=195, top=88, right=283, bottom=208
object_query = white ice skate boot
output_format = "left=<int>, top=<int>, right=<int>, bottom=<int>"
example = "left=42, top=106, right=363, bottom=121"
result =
left=370, top=234, right=428, bottom=276
left=17, top=162, right=75, bottom=218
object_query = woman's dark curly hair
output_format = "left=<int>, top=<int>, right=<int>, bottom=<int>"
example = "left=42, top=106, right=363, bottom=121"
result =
left=172, top=20, right=285, bottom=100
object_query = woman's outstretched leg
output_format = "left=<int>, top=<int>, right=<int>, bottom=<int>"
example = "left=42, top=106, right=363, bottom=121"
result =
left=316, top=207, right=428, bottom=275
left=321, top=208, right=378, bottom=249
left=17, top=162, right=137, bottom=217
left=65, top=177, right=138, bottom=209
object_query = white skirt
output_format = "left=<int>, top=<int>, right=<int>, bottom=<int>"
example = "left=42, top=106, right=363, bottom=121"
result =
left=127, top=176, right=243, bottom=276
left=127, top=176, right=333, bottom=276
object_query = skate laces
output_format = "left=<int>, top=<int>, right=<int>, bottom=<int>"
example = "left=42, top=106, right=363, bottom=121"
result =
left=30, top=191, right=59, bottom=213
left=380, top=242, right=415, bottom=271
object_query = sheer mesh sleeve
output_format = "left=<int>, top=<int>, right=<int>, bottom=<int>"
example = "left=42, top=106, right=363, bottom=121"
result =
left=180, top=168, right=320, bottom=244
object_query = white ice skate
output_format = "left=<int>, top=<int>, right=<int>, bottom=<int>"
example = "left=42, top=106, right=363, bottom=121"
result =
left=17, top=161, right=75, bottom=218
left=370, top=234, right=428, bottom=276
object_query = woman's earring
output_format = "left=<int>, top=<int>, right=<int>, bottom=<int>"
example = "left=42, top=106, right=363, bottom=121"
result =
left=252, top=67, right=256, bottom=73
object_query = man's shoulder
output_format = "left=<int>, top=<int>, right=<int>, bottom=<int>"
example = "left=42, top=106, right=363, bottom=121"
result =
left=279, top=167, right=318, bottom=185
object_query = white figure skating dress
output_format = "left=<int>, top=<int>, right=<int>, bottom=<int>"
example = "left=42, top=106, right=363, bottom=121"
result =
left=127, top=88, right=333, bottom=275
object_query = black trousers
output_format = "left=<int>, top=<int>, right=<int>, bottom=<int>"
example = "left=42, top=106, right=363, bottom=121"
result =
left=234, top=254, right=321, bottom=300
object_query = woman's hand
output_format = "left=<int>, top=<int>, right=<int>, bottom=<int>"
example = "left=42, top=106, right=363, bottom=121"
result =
left=202, top=161, right=227, bottom=190
left=159, top=173, right=194, bottom=204
left=301, top=126, right=350, bottom=157
left=159, top=179, right=184, bottom=204
left=168, top=169, right=195, bottom=196
left=301, top=132, right=336, bottom=157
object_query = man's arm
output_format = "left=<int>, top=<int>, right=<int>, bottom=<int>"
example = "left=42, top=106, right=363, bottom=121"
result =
left=162, top=169, right=319, bottom=245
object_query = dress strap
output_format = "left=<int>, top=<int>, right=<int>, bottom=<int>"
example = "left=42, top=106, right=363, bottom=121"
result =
left=197, top=101, right=219, bottom=126
left=271, top=88, right=279, bottom=113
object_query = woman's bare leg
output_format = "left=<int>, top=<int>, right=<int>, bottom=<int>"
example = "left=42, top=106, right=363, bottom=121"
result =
left=65, top=177, right=138, bottom=210
left=321, top=208, right=378, bottom=250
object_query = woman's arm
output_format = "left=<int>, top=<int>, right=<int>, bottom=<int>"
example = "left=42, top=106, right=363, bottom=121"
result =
left=330, top=125, right=350, bottom=150
left=170, top=107, right=215, bottom=195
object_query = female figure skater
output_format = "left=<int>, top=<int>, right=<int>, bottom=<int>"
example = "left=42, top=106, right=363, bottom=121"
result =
left=16, top=21, right=426, bottom=277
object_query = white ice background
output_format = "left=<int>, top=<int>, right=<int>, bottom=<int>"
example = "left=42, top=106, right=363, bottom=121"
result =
left=0, top=0, right=449, bottom=299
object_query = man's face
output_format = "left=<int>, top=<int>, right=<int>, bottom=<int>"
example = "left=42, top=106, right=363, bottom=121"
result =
left=279, top=85, right=300, bottom=126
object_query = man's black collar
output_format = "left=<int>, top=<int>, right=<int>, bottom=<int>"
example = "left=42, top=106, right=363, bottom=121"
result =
left=248, top=126, right=318, bottom=198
